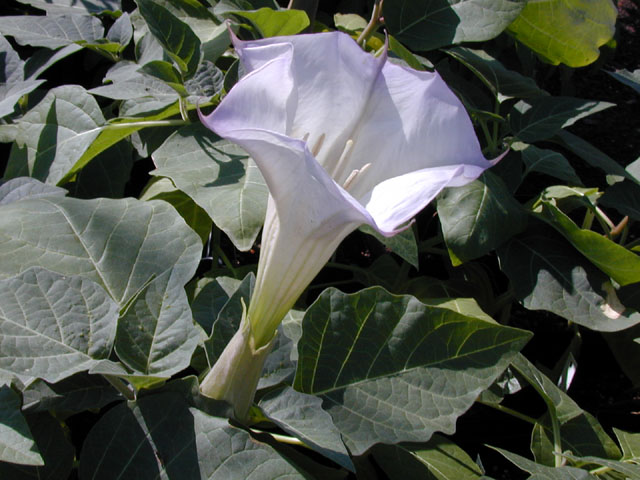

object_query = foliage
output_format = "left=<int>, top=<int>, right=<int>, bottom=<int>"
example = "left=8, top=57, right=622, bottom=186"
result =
left=0, top=0, right=637, bottom=478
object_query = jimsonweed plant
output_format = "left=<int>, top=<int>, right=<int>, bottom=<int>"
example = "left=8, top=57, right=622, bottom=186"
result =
left=0, top=0, right=638, bottom=479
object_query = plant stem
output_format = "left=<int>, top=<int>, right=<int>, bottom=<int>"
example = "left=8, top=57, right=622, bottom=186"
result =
left=477, top=399, right=537, bottom=425
left=103, top=374, right=135, bottom=401
left=104, top=119, right=189, bottom=130
left=357, top=0, right=384, bottom=46
left=251, top=429, right=310, bottom=448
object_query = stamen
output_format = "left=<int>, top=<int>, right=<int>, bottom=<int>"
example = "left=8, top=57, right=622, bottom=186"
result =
left=301, top=132, right=310, bottom=143
left=343, top=162, right=371, bottom=191
left=311, top=133, right=326, bottom=157
left=331, top=139, right=354, bottom=178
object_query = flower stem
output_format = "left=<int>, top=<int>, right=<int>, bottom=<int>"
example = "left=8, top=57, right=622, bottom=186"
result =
left=103, top=374, right=135, bottom=401
left=200, top=307, right=275, bottom=421
left=357, top=0, right=384, bottom=46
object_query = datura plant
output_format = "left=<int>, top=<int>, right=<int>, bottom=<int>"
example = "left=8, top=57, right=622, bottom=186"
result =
left=1, top=0, right=639, bottom=478
left=198, top=31, right=500, bottom=419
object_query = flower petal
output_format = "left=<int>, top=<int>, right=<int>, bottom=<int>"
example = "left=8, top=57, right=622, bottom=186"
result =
left=339, top=63, right=495, bottom=201
left=199, top=41, right=295, bottom=136
left=231, top=32, right=387, bottom=171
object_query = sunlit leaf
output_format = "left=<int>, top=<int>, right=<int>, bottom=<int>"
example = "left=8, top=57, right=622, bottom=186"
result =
left=0, top=385, right=42, bottom=466
left=79, top=392, right=304, bottom=479
left=438, top=171, right=527, bottom=265
left=507, top=0, right=617, bottom=67
left=0, top=15, right=104, bottom=49
left=0, top=193, right=202, bottom=378
left=152, top=124, right=268, bottom=251
left=498, top=226, right=640, bottom=331
left=383, top=0, right=526, bottom=51
left=232, top=8, right=310, bottom=37
left=510, top=97, right=614, bottom=143
left=294, top=287, right=531, bottom=455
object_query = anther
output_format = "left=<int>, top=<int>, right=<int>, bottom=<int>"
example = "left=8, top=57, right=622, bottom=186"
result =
left=311, top=133, right=326, bottom=157
left=343, top=162, right=371, bottom=190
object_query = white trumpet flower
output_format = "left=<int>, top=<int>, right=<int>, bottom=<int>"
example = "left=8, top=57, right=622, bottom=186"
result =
left=199, top=31, right=500, bottom=419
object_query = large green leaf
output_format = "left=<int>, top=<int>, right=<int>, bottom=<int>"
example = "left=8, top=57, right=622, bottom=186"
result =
left=383, top=0, right=526, bottom=51
left=21, top=373, right=122, bottom=414
left=509, top=97, right=614, bottom=143
left=0, top=412, right=74, bottom=480
left=513, top=356, right=621, bottom=466
left=0, top=177, right=66, bottom=205
left=0, top=192, right=202, bottom=377
left=507, top=0, right=617, bottom=67
left=445, top=46, right=545, bottom=100
left=14, top=0, right=121, bottom=15
left=552, top=131, right=636, bottom=184
left=259, top=386, right=354, bottom=471
left=437, top=171, right=527, bottom=265
left=0, top=385, right=42, bottom=466
left=294, top=287, right=531, bottom=455
left=498, top=226, right=640, bottom=331
left=152, top=124, right=268, bottom=251
left=232, top=8, right=310, bottom=37
left=0, top=36, right=45, bottom=117
left=79, top=392, right=304, bottom=479
left=4, top=86, right=105, bottom=186
left=0, top=15, right=104, bottom=49
left=0, top=268, right=118, bottom=383
left=136, top=0, right=201, bottom=77
left=372, top=436, right=483, bottom=479
left=517, top=144, right=582, bottom=186
left=140, top=177, right=212, bottom=244
left=531, top=193, right=640, bottom=286
left=492, top=447, right=595, bottom=479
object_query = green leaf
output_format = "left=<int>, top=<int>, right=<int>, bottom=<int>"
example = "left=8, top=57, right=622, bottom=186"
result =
left=259, top=386, right=354, bottom=471
left=491, top=447, right=595, bottom=479
left=67, top=141, right=134, bottom=199
left=0, top=15, right=104, bottom=49
left=615, top=428, right=640, bottom=462
left=21, top=373, right=122, bottom=414
left=333, top=13, right=367, bottom=33
left=517, top=144, right=582, bottom=186
left=294, top=287, right=531, bottom=455
left=531, top=193, right=640, bottom=286
left=507, top=0, right=617, bottom=67
left=79, top=392, right=304, bottom=479
left=562, top=453, right=640, bottom=478
left=445, top=46, right=545, bottom=100
left=438, top=171, right=527, bottom=265
left=4, top=85, right=105, bottom=186
left=232, top=8, right=310, bottom=38
left=552, top=131, right=636, bottom=184
left=0, top=385, right=42, bottom=466
left=372, top=435, right=484, bottom=480
left=498, top=226, right=640, bottom=331
left=0, top=268, right=118, bottom=383
left=139, top=60, right=190, bottom=96
left=360, top=224, right=419, bottom=268
left=205, top=273, right=254, bottom=366
left=106, top=12, right=133, bottom=50
left=606, top=69, right=640, bottom=95
left=136, top=0, right=201, bottom=77
left=13, top=0, right=121, bottom=15
left=509, top=97, right=614, bottom=143
left=601, top=180, right=640, bottom=221
left=0, top=79, right=45, bottom=118
left=383, top=0, right=526, bottom=51
left=513, top=355, right=622, bottom=467
left=141, top=177, right=212, bottom=243
left=0, top=177, right=66, bottom=205
left=152, top=124, right=268, bottom=251
left=0, top=194, right=202, bottom=377
left=0, top=412, right=74, bottom=480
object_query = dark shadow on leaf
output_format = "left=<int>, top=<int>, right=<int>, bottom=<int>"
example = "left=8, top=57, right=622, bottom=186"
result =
left=32, top=98, right=58, bottom=181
